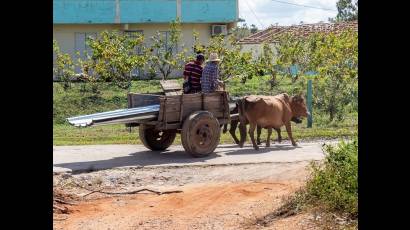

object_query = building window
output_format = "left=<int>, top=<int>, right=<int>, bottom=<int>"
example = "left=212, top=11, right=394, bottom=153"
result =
left=74, top=32, right=97, bottom=73
left=160, top=31, right=171, bottom=52
left=160, top=31, right=180, bottom=55
left=124, top=30, right=144, bottom=78
left=75, top=32, right=97, bottom=58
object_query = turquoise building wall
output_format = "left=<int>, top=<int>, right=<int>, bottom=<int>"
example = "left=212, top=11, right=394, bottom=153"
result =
left=53, top=0, right=238, bottom=24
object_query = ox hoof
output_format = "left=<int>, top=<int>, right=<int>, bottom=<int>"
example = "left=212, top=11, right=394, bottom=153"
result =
left=266, top=143, right=270, bottom=147
left=292, top=142, right=298, bottom=147
left=253, top=146, right=259, bottom=151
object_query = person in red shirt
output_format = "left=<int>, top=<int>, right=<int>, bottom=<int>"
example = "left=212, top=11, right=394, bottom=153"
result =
left=183, top=54, right=205, bottom=94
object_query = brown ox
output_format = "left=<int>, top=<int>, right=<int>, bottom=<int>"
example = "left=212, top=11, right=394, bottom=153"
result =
left=223, top=99, right=302, bottom=145
left=237, top=93, right=309, bottom=150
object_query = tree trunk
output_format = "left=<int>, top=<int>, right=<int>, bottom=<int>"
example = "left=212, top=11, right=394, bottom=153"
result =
left=329, top=79, right=342, bottom=122
left=165, top=64, right=172, bottom=80
left=159, top=66, right=166, bottom=80
left=269, top=73, right=276, bottom=90
left=329, top=109, right=334, bottom=122
left=292, top=74, right=299, bottom=83
left=328, top=97, right=336, bottom=122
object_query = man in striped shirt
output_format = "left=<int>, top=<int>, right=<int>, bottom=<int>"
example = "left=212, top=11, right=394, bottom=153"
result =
left=183, top=54, right=205, bottom=94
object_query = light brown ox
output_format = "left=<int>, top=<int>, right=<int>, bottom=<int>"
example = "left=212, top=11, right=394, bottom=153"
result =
left=237, top=93, right=309, bottom=150
left=223, top=95, right=303, bottom=145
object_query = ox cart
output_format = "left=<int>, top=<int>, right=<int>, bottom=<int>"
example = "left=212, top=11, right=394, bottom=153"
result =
left=67, top=80, right=237, bottom=157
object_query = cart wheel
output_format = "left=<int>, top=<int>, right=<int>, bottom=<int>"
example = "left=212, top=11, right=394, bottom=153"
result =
left=139, top=124, right=176, bottom=151
left=181, top=111, right=220, bottom=157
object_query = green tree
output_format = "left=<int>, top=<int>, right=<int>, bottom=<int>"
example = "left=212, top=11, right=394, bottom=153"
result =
left=276, top=33, right=313, bottom=85
left=311, top=30, right=358, bottom=121
left=192, top=31, right=258, bottom=84
left=192, top=30, right=206, bottom=55
left=257, top=43, right=280, bottom=89
left=53, top=40, right=75, bottom=90
left=331, top=0, right=358, bottom=22
left=250, top=24, right=258, bottom=34
left=276, top=29, right=358, bottom=121
left=230, top=23, right=258, bottom=42
left=206, top=35, right=258, bottom=82
left=230, top=23, right=252, bottom=41
left=75, top=56, right=101, bottom=95
left=147, top=18, right=189, bottom=80
left=85, top=30, right=147, bottom=90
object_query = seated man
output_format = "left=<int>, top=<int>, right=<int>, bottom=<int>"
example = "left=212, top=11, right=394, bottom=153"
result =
left=183, top=53, right=204, bottom=94
left=201, top=53, right=223, bottom=93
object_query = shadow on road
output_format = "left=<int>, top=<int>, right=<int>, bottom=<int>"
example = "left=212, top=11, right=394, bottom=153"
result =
left=53, top=144, right=301, bottom=174
left=54, top=149, right=221, bottom=174
left=223, top=145, right=297, bottom=155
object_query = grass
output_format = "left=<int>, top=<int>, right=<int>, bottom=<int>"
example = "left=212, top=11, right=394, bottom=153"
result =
left=226, top=75, right=302, bottom=97
left=53, top=121, right=357, bottom=145
left=258, top=136, right=358, bottom=229
left=53, top=80, right=166, bottom=124
left=53, top=79, right=357, bottom=146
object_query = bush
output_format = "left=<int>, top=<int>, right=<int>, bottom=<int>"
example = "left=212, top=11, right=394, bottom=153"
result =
left=270, top=136, right=358, bottom=228
left=305, top=136, right=358, bottom=217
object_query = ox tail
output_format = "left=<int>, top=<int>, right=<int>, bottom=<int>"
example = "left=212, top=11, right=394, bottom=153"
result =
left=237, top=98, right=247, bottom=147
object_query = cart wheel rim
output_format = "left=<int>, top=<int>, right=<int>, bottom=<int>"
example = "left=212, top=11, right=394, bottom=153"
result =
left=196, top=125, right=213, bottom=146
left=183, top=111, right=220, bottom=156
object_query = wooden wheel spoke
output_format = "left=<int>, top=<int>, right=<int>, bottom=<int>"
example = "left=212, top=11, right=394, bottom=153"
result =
left=139, top=124, right=176, bottom=151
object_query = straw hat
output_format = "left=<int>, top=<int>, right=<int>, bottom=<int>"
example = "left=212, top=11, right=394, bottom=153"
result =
left=207, top=52, right=221, bottom=62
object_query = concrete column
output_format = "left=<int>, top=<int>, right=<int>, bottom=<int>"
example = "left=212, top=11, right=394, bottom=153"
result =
left=176, top=0, right=181, bottom=20
left=236, top=0, right=239, bottom=21
left=115, top=0, right=120, bottom=23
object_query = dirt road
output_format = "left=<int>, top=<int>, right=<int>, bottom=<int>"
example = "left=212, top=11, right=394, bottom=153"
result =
left=53, top=140, right=336, bottom=230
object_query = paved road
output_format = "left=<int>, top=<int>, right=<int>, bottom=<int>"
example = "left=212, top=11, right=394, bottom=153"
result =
left=53, top=141, right=335, bottom=173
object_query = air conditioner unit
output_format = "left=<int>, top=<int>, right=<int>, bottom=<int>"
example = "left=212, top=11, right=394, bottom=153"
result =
left=211, top=25, right=228, bottom=36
